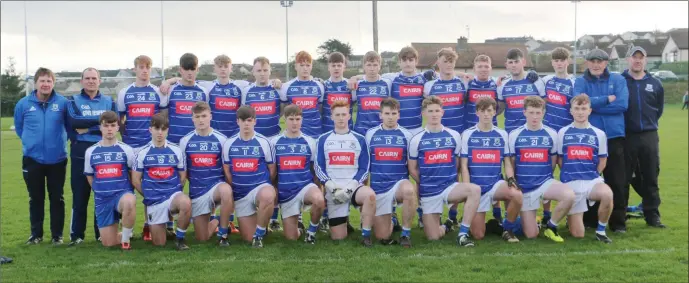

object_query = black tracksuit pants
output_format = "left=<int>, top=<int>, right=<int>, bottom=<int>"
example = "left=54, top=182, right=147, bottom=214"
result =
left=22, top=157, right=67, bottom=239
left=583, top=137, right=627, bottom=230
left=625, top=131, right=661, bottom=222
left=69, top=141, right=100, bottom=241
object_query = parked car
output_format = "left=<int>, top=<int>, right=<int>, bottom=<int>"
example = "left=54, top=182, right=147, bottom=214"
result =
left=651, top=70, right=679, bottom=81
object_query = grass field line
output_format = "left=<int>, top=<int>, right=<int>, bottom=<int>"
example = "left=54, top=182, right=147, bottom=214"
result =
left=73, top=247, right=677, bottom=269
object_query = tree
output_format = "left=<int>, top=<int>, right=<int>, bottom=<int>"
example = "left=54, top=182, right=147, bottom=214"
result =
left=316, top=39, right=353, bottom=63
left=1, top=57, right=26, bottom=117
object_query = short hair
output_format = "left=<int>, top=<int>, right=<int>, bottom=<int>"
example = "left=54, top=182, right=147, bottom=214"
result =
left=192, top=101, right=211, bottom=114
left=236, top=105, right=256, bottom=120
left=506, top=48, right=524, bottom=60
left=328, top=52, right=346, bottom=64
left=134, top=55, right=152, bottom=68
left=295, top=51, right=313, bottom=64
left=81, top=67, right=100, bottom=80
left=474, top=54, right=492, bottom=65
left=571, top=94, right=591, bottom=106
left=150, top=113, right=169, bottom=129
left=330, top=100, right=350, bottom=111
left=437, top=47, right=458, bottom=61
left=422, top=96, right=443, bottom=110
left=551, top=47, right=570, bottom=61
left=33, top=67, right=55, bottom=83
left=398, top=46, right=419, bottom=61
left=253, top=56, right=270, bottom=66
left=364, top=51, right=381, bottom=64
left=283, top=104, right=303, bottom=117
left=380, top=97, right=400, bottom=111
left=99, top=111, right=119, bottom=124
left=214, top=54, right=232, bottom=66
left=523, top=96, right=545, bottom=110
left=475, top=97, right=497, bottom=112
left=179, top=53, right=198, bottom=70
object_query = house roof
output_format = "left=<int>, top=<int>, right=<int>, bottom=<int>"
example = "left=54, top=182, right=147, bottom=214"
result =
left=484, top=36, right=534, bottom=44
left=632, top=31, right=654, bottom=36
left=668, top=28, right=688, bottom=49
left=628, top=38, right=667, bottom=56
left=531, top=41, right=572, bottom=53
left=413, top=42, right=533, bottom=69
left=612, top=45, right=628, bottom=59
left=587, top=34, right=613, bottom=40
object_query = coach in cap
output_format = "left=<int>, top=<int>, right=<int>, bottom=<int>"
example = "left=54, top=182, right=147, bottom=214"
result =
left=573, top=48, right=629, bottom=232
left=621, top=46, right=666, bottom=229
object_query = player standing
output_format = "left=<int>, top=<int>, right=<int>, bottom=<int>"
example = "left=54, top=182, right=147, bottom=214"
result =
left=178, top=102, right=235, bottom=246
left=279, top=51, right=325, bottom=139
left=83, top=111, right=137, bottom=249
left=322, top=52, right=354, bottom=133
left=164, top=53, right=210, bottom=144
left=497, top=49, right=546, bottom=133
left=351, top=51, right=392, bottom=136
left=542, top=47, right=576, bottom=132
left=465, top=55, right=500, bottom=129
left=270, top=104, right=325, bottom=243
left=424, top=48, right=468, bottom=135
left=557, top=94, right=614, bottom=243
left=408, top=96, right=481, bottom=246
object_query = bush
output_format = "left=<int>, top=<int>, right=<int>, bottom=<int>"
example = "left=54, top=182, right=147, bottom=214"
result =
left=662, top=81, right=689, bottom=104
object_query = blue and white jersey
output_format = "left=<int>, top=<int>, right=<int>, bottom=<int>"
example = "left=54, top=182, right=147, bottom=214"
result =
left=408, top=127, right=462, bottom=198
left=314, top=130, right=369, bottom=186
left=279, top=78, right=325, bottom=139
left=179, top=129, right=227, bottom=199
left=222, top=133, right=273, bottom=201
left=542, top=75, right=576, bottom=132
left=508, top=124, right=558, bottom=193
left=167, top=83, right=210, bottom=144
left=424, top=77, right=468, bottom=133
left=382, top=72, right=427, bottom=130
left=117, top=83, right=169, bottom=148
left=199, top=80, right=250, bottom=137
left=134, top=141, right=186, bottom=206
left=497, top=78, right=546, bottom=133
left=84, top=141, right=136, bottom=206
left=365, top=125, right=413, bottom=194
left=241, top=84, right=281, bottom=138
left=557, top=124, right=608, bottom=183
left=465, top=78, right=498, bottom=128
left=352, top=78, right=392, bottom=136
left=270, top=133, right=317, bottom=203
left=460, top=126, right=509, bottom=195
left=322, top=78, right=353, bottom=132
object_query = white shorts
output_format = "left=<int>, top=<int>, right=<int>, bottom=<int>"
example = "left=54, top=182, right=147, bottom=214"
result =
left=146, top=191, right=182, bottom=225
left=191, top=182, right=223, bottom=218
left=375, top=179, right=406, bottom=216
left=478, top=180, right=506, bottom=213
left=407, top=127, right=424, bottom=136
left=325, top=183, right=362, bottom=219
left=521, top=179, right=558, bottom=212
left=566, top=177, right=605, bottom=215
left=279, top=183, right=318, bottom=219
left=234, top=183, right=273, bottom=218
left=419, top=182, right=457, bottom=215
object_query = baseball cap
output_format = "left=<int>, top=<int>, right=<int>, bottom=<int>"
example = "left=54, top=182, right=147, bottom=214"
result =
left=586, top=49, right=609, bottom=61
left=627, top=46, right=647, bottom=57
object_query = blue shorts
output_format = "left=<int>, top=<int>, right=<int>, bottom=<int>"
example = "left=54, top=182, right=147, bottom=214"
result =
left=95, top=192, right=134, bottom=228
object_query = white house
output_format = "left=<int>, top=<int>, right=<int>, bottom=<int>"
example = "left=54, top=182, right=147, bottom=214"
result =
left=621, top=31, right=654, bottom=42
left=578, top=34, right=614, bottom=46
left=116, top=69, right=134, bottom=78
left=662, top=28, right=689, bottom=63
left=484, top=36, right=541, bottom=51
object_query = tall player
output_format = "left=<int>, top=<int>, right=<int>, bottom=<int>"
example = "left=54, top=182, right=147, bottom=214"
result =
left=351, top=51, right=393, bottom=136
left=83, top=111, right=137, bottom=249
left=270, top=104, right=325, bottom=243
left=460, top=97, right=522, bottom=243
left=117, top=55, right=170, bottom=241
left=423, top=48, right=467, bottom=134
left=315, top=100, right=377, bottom=247
left=497, top=49, right=546, bottom=133
left=132, top=113, right=192, bottom=250
left=163, top=53, right=210, bottom=144
left=222, top=106, right=276, bottom=248
left=557, top=94, right=614, bottom=243
left=465, top=55, right=499, bottom=129
left=178, top=102, right=235, bottom=246
left=365, top=98, right=417, bottom=247
left=408, top=96, right=481, bottom=246
left=279, top=51, right=325, bottom=139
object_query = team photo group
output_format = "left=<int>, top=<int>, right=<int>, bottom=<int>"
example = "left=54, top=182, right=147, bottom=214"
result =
left=14, top=42, right=666, bottom=251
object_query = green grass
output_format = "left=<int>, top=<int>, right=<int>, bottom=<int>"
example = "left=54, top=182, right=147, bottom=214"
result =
left=1, top=107, right=688, bottom=282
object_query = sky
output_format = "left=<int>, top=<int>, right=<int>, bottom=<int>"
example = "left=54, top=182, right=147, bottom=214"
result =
left=1, top=1, right=687, bottom=76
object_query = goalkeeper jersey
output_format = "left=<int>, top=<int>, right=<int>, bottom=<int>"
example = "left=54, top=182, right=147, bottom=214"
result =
left=314, top=130, right=369, bottom=186
left=365, top=124, right=412, bottom=194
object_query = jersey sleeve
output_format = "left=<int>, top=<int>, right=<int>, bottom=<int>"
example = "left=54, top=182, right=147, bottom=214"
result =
left=240, top=85, right=251, bottom=105
left=233, top=80, right=250, bottom=90
left=556, top=127, right=566, bottom=156
left=117, top=86, right=128, bottom=113
left=498, top=129, right=510, bottom=156
left=222, top=138, right=233, bottom=165
left=279, top=80, right=293, bottom=102
left=545, top=127, right=559, bottom=155
left=534, top=78, right=546, bottom=97
left=269, top=136, right=279, bottom=163
left=450, top=130, right=462, bottom=156
left=134, top=146, right=149, bottom=172
left=351, top=80, right=363, bottom=101
left=316, top=81, right=326, bottom=103
left=408, top=134, right=421, bottom=160
left=178, top=134, right=191, bottom=161
left=198, top=81, right=215, bottom=93
left=154, top=85, right=169, bottom=108
left=381, top=73, right=397, bottom=81
left=497, top=79, right=509, bottom=102
left=354, top=134, right=370, bottom=184
left=364, top=127, right=376, bottom=148
left=460, top=130, right=471, bottom=157
left=595, top=128, right=608, bottom=157
left=198, top=85, right=211, bottom=103
left=508, top=129, right=518, bottom=157
left=172, top=146, right=186, bottom=170
left=259, top=137, right=274, bottom=164
left=123, top=144, right=136, bottom=170
left=382, top=78, right=393, bottom=96
left=314, top=135, right=331, bottom=182
left=83, top=146, right=95, bottom=175
left=306, top=136, right=317, bottom=163
left=423, top=80, right=435, bottom=97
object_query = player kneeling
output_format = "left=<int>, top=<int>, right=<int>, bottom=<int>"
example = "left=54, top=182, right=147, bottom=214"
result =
left=132, top=113, right=192, bottom=250
left=84, top=111, right=137, bottom=250
left=508, top=96, right=575, bottom=242
left=461, top=97, right=523, bottom=243
left=179, top=102, right=235, bottom=246
left=271, top=105, right=325, bottom=244
left=222, top=106, right=276, bottom=248
left=558, top=94, right=613, bottom=243
left=365, top=98, right=417, bottom=247
left=315, top=100, right=377, bottom=247
left=408, top=96, right=481, bottom=247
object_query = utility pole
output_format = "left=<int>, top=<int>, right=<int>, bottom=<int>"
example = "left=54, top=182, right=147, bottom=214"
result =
left=160, top=1, right=165, bottom=79
left=572, top=1, right=580, bottom=76
left=24, top=1, right=30, bottom=96
left=281, top=0, right=294, bottom=81
left=373, top=0, right=379, bottom=52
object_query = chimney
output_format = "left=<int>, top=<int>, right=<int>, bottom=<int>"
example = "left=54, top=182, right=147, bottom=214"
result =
left=457, top=36, right=468, bottom=50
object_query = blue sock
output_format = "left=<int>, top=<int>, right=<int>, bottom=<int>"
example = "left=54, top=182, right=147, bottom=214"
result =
left=210, top=215, right=219, bottom=222
left=175, top=228, right=186, bottom=240
left=596, top=222, right=607, bottom=234
left=254, top=226, right=267, bottom=238
left=323, top=208, right=328, bottom=219
left=543, top=210, right=552, bottom=220
left=547, top=219, right=558, bottom=229
left=417, top=207, right=423, bottom=222
left=362, top=228, right=371, bottom=238
left=458, top=224, right=470, bottom=236
left=271, top=207, right=279, bottom=221
left=401, top=227, right=411, bottom=237
left=391, top=214, right=399, bottom=226
left=217, top=227, right=229, bottom=238
left=307, top=222, right=318, bottom=234
left=492, top=207, right=502, bottom=220
left=392, top=206, right=397, bottom=214
left=167, top=221, right=174, bottom=229
left=229, top=214, right=235, bottom=222
left=503, top=219, right=515, bottom=232
left=449, top=208, right=458, bottom=221
left=144, top=222, right=149, bottom=227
